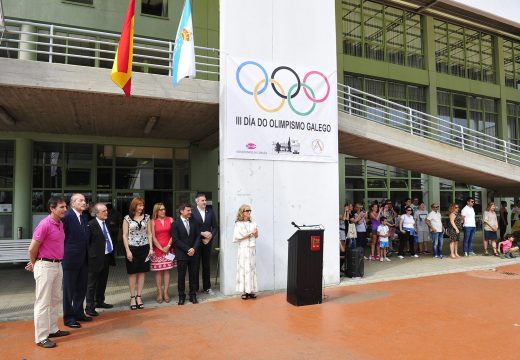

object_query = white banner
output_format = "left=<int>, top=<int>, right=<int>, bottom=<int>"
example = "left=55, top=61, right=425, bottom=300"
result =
left=224, top=56, right=337, bottom=162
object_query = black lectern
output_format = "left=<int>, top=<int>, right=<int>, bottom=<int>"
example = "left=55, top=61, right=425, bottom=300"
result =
left=286, top=229, right=324, bottom=306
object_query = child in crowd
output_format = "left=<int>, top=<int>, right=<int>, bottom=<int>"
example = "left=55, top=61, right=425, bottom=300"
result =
left=377, top=217, right=391, bottom=262
left=497, top=233, right=519, bottom=259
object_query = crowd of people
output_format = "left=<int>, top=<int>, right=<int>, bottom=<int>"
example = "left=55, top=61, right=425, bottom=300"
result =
left=26, top=192, right=253, bottom=349
left=339, top=197, right=519, bottom=271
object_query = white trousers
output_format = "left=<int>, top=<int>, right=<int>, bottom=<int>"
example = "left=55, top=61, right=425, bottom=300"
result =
left=34, top=260, right=63, bottom=343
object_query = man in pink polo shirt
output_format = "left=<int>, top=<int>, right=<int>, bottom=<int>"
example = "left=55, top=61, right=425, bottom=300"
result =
left=26, top=196, right=69, bottom=348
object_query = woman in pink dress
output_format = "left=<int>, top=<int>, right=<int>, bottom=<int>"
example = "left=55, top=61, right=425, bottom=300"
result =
left=150, top=203, right=175, bottom=303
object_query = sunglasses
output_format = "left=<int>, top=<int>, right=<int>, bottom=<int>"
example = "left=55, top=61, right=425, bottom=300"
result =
left=406, top=209, right=412, bottom=212
left=159, top=208, right=166, bottom=211
left=243, top=209, right=252, bottom=213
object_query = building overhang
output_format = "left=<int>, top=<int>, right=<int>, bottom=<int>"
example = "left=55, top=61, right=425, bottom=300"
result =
left=339, top=112, right=520, bottom=196
left=0, top=58, right=219, bottom=148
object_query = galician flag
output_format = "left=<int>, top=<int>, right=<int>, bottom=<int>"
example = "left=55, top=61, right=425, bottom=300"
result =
left=111, top=0, right=135, bottom=96
left=172, top=0, right=196, bottom=86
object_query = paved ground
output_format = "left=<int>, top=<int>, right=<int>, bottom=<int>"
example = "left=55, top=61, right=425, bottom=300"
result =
left=1, top=260, right=519, bottom=359
left=1, top=241, right=520, bottom=359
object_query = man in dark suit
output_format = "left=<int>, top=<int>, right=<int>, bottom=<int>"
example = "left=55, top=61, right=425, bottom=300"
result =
left=62, top=193, right=91, bottom=328
left=171, top=203, right=201, bottom=305
left=191, top=193, right=218, bottom=295
left=85, top=203, right=116, bottom=317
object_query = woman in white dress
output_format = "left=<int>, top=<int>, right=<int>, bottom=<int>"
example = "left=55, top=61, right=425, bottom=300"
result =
left=233, top=204, right=259, bottom=299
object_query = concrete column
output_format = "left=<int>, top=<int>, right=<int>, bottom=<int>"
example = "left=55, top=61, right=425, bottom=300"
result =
left=428, top=176, right=440, bottom=207
left=19, top=24, right=37, bottom=61
left=338, top=154, right=346, bottom=208
left=495, top=37, right=509, bottom=141
left=423, top=16, right=438, bottom=116
left=13, top=138, right=32, bottom=239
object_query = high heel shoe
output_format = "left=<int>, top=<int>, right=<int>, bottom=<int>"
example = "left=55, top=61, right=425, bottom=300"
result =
left=156, top=290, right=163, bottom=304
left=136, top=295, right=144, bottom=309
left=163, top=289, right=170, bottom=303
left=130, top=296, right=137, bottom=310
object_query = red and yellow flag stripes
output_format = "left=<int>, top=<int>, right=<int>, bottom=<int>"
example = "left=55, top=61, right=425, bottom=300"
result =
left=111, top=0, right=135, bottom=96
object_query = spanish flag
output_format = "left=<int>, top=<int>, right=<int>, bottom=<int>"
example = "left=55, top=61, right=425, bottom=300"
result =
left=111, top=0, right=135, bottom=96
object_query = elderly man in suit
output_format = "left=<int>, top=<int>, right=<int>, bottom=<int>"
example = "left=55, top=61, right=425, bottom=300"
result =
left=62, top=193, right=91, bottom=328
left=191, top=193, right=218, bottom=295
left=171, top=203, right=201, bottom=305
left=85, top=203, right=116, bottom=317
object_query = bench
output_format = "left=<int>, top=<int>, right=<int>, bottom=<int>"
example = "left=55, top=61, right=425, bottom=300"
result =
left=0, top=239, right=32, bottom=264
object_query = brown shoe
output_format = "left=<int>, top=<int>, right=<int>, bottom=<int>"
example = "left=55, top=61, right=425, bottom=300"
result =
left=37, top=338, right=56, bottom=348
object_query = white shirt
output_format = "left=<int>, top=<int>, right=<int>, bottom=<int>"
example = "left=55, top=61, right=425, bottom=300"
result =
left=197, top=207, right=206, bottom=222
left=401, top=214, right=415, bottom=228
left=72, top=208, right=83, bottom=224
left=96, top=218, right=114, bottom=254
left=377, top=224, right=389, bottom=241
left=181, top=216, right=190, bottom=234
left=512, top=206, right=520, bottom=221
left=461, top=205, right=476, bottom=227
left=426, top=211, right=443, bottom=232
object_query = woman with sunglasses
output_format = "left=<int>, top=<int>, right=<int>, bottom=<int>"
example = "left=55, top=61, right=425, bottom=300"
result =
left=447, top=203, right=462, bottom=258
left=122, top=197, right=153, bottom=310
left=398, top=206, right=418, bottom=259
left=150, top=203, right=175, bottom=303
left=233, top=204, right=259, bottom=300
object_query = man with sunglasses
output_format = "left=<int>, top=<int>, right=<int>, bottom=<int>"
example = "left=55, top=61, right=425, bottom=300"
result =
left=461, top=197, right=477, bottom=256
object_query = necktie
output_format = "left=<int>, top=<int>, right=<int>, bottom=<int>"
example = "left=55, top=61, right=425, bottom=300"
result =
left=102, top=221, right=113, bottom=253
left=184, top=219, right=190, bottom=235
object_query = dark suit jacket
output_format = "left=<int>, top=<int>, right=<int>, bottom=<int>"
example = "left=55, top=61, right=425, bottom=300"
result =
left=191, top=207, right=218, bottom=243
left=171, top=216, right=201, bottom=261
left=87, top=218, right=116, bottom=273
left=62, top=209, right=90, bottom=270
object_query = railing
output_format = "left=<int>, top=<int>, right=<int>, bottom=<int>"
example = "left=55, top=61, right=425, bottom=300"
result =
left=338, top=83, right=520, bottom=166
left=0, top=18, right=219, bottom=79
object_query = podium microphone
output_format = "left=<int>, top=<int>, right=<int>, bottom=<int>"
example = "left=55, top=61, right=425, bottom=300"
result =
left=291, top=221, right=301, bottom=230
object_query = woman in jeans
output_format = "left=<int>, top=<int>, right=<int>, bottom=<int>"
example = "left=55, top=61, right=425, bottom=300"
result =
left=398, top=206, right=418, bottom=259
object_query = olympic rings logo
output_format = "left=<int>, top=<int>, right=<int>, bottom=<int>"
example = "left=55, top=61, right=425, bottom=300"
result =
left=236, top=61, right=330, bottom=116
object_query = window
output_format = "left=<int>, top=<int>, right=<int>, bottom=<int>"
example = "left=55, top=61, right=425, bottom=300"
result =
left=0, top=141, right=14, bottom=238
left=507, top=102, right=520, bottom=145
left=342, top=0, right=423, bottom=68
left=32, top=142, right=190, bottom=214
left=434, top=20, right=495, bottom=83
left=504, top=40, right=520, bottom=89
left=141, top=0, right=168, bottom=17
left=437, top=90, right=498, bottom=148
left=344, top=74, right=427, bottom=130
left=343, top=156, right=424, bottom=207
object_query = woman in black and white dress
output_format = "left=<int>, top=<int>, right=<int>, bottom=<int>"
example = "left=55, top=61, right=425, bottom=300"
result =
left=233, top=204, right=259, bottom=299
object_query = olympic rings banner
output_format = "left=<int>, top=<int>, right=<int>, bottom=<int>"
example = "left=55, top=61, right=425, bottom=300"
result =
left=224, top=56, right=338, bottom=162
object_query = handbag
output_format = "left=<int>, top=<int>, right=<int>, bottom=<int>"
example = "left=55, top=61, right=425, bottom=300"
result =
left=346, top=223, right=357, bottom=239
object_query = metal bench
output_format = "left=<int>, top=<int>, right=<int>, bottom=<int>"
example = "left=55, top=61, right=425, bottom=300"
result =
left=0, top=239, right=32, bottom=264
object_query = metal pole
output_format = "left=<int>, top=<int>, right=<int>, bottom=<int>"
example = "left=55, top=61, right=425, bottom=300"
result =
left=409, top=108, right=413, bottom=135
left=49, top=24, right=54, bottom=63
left=347, top=86, right=352, bottom=115
left=460, top=125, right=464, bottom=150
